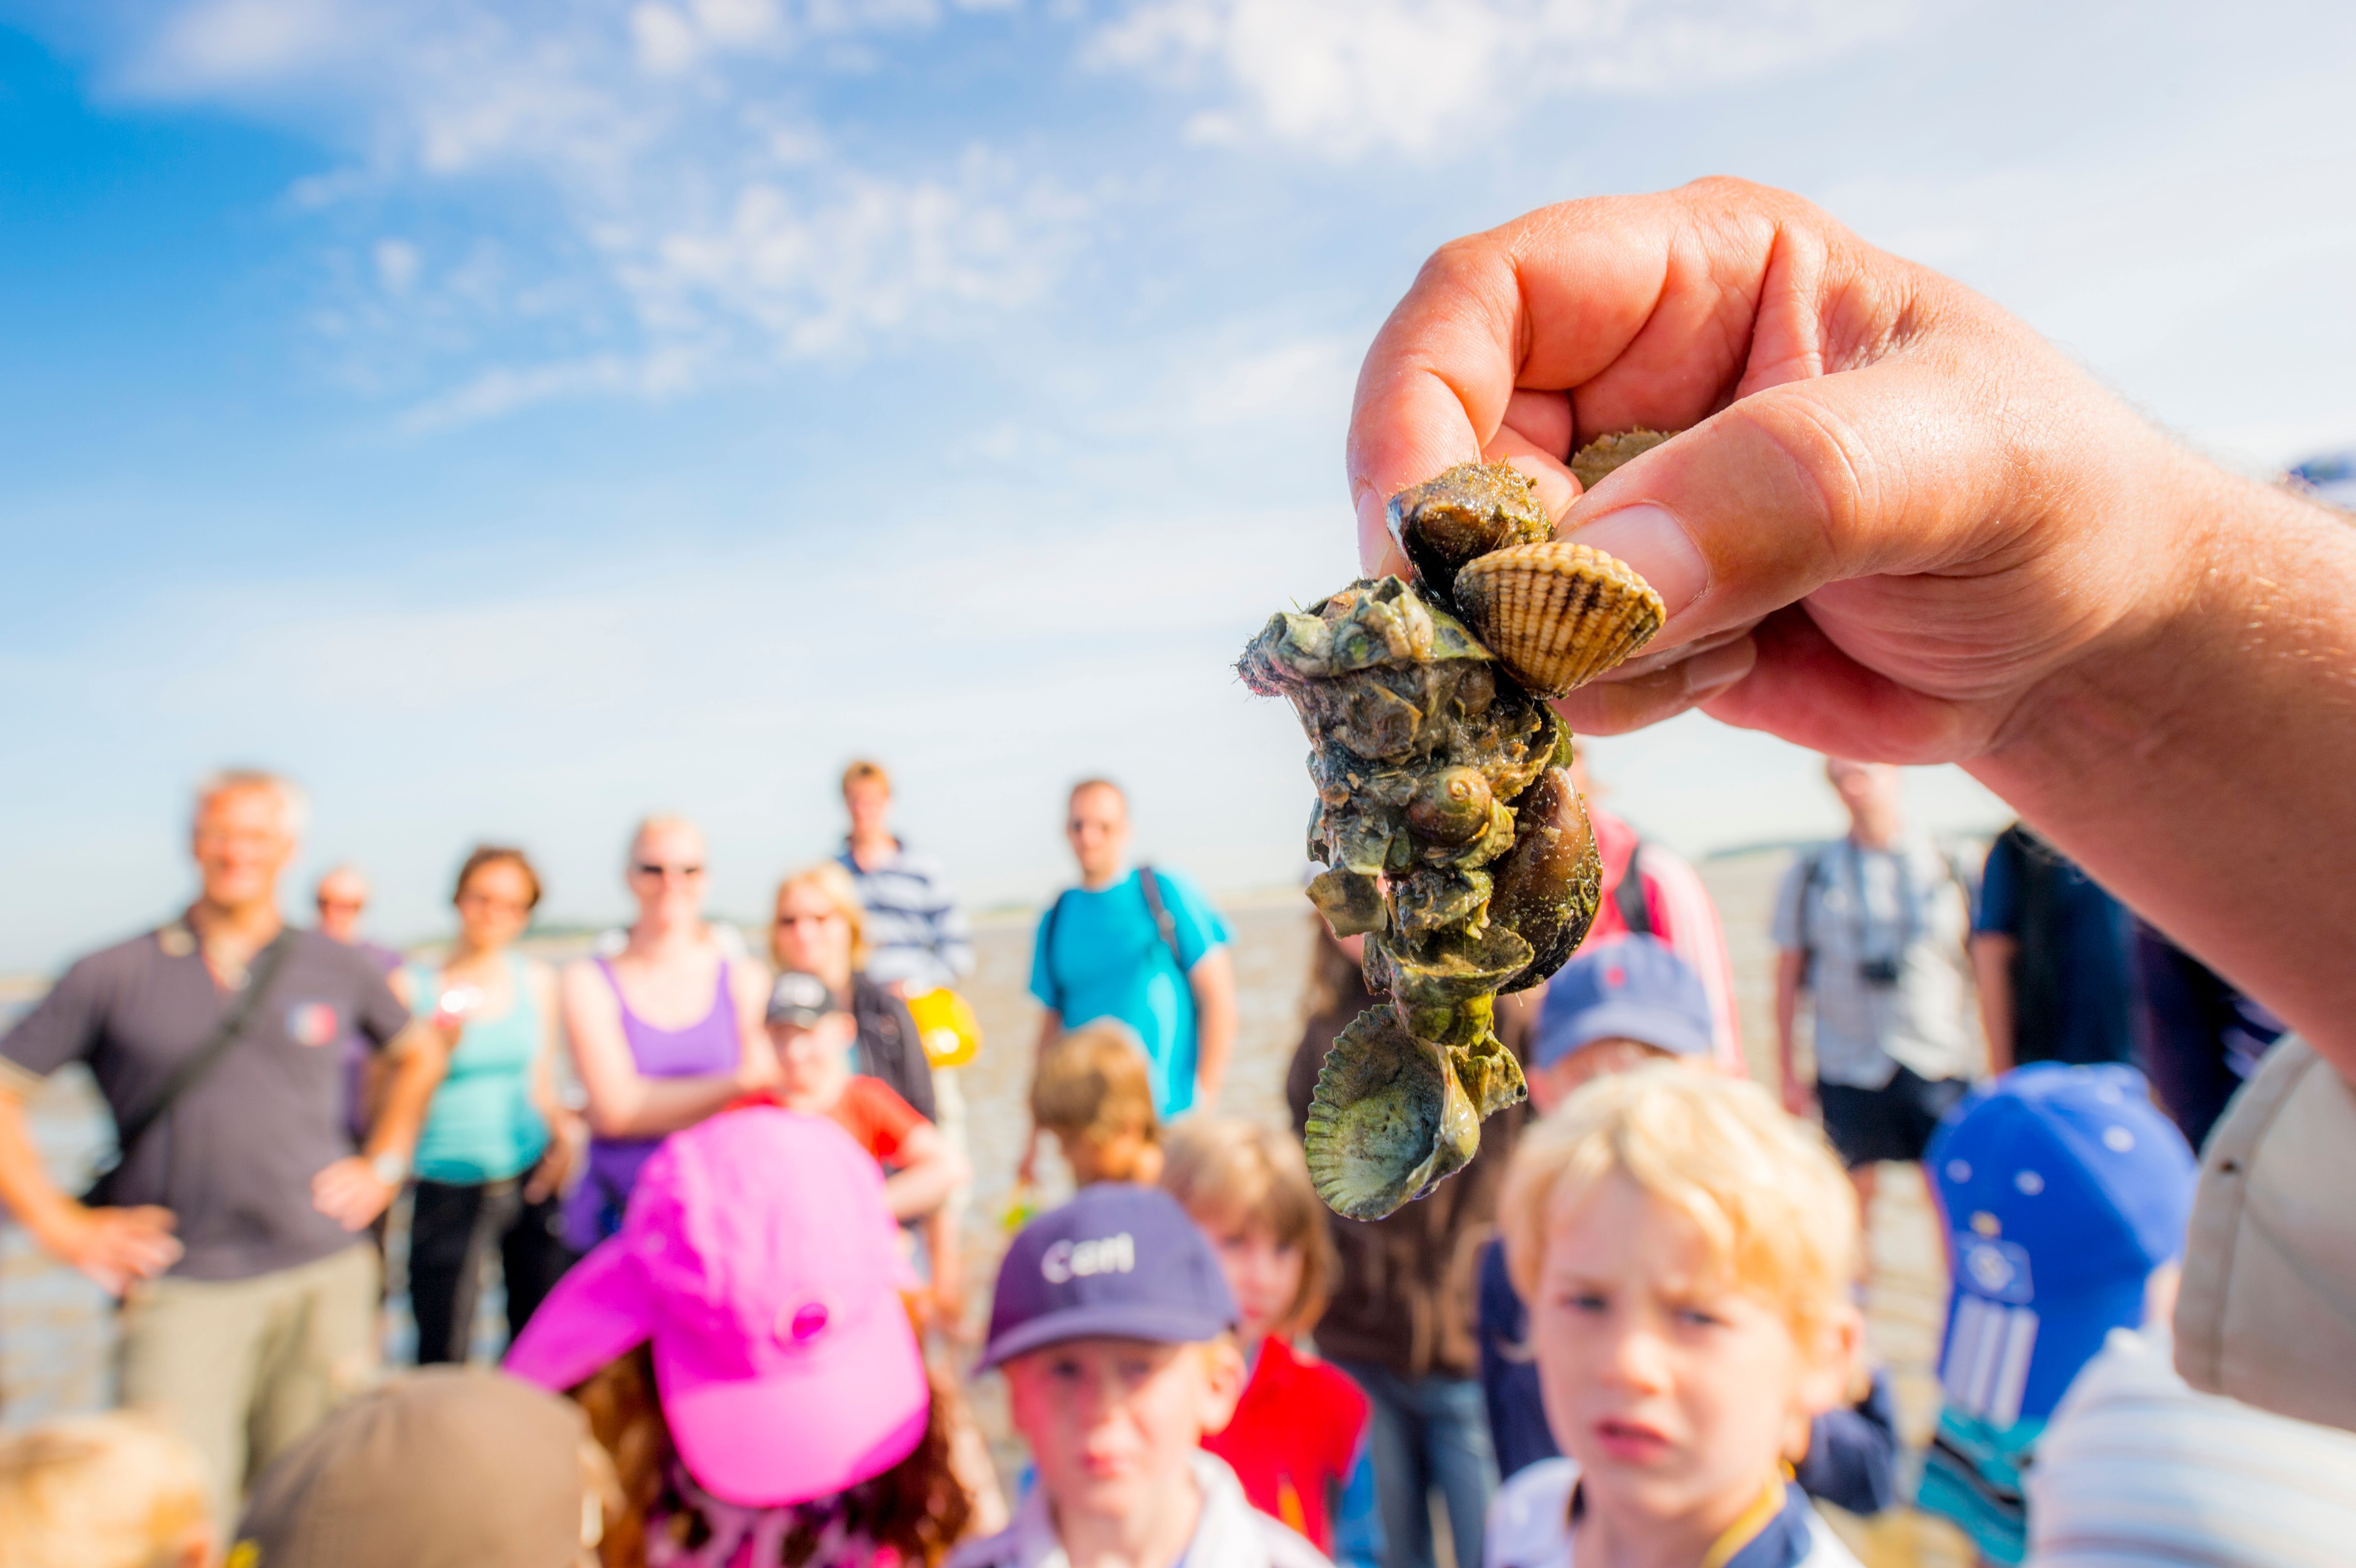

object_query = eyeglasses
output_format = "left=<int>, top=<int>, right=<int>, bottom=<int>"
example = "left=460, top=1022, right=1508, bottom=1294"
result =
left=632, top=863, right=704, bottom=879
left=316, top=897, right=365, bottom=913
left=773, top=912, right=842, bottom=928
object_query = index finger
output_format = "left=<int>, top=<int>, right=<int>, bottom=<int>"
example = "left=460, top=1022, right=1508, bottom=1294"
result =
left=1349, top=181, right=1802, bottom=572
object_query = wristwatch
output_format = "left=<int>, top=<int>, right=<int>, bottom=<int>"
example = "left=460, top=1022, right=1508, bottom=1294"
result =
left=370, top=1149, right=410, bottom=1188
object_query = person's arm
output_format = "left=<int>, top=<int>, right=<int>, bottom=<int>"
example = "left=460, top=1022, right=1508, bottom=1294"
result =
left=313, top=1018, right=452, bottom=1229
left=1344, top=178, right=2356, bottom=1077
left=523, top=962, right=583, bottom=1203
left=0, top=1081, right=182, bottom=1294
left=880, top=1118, right=969, bottom=1221
left=562, top=960, right=765, bottom=1140
left=1775, top=949, right=1811, bottom=1115
left=1188, top=946, right=1238, bottom=1110
left=924, top=1204, right=968, bottom=1342
left=1974, top=933, right=2020, bottom=1076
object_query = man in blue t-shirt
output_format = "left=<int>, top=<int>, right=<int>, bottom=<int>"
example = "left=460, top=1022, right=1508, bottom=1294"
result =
left=1971, top=824, right=2135, bottom=1074
left=1027, top=779, right=1235, bottom=1129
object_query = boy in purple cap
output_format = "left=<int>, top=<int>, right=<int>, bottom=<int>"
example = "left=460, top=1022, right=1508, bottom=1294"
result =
left=951, top=1184, right=1332, bottom=1568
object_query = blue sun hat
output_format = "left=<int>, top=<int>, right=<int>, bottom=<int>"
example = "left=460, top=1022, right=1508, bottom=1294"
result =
left=1915, top=1063, right=2197, bottom=1563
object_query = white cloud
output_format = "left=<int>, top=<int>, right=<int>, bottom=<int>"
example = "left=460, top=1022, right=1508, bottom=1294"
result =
left=92, top=1, right=1084, bottom=420
left=1088, top=0, right=1919, bottom=157
left=372, top=237, right=421, bottom=295
left=631, top=3, right=704, bottom=73
left=126, top=0, right=359, bottom=91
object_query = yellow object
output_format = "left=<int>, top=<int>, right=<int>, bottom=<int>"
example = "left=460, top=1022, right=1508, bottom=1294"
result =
left=906, top=986, right=982, bottom=1068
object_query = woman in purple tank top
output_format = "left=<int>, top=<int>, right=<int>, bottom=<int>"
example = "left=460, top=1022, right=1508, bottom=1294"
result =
left=560, top=816, right=774, bottom=1248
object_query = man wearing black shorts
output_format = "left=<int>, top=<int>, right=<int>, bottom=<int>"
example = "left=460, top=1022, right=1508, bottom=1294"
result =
left=1774, top=759, right=1978, bottom=1242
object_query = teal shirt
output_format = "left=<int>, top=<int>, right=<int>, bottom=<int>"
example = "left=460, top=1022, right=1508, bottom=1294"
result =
left=405, top=954, right=550, bottom=1185
left=1029, top=867, right=1231, bottom=1118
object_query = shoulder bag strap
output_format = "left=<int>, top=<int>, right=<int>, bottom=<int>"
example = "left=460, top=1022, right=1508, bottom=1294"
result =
left=1135, top=865, right=1190, bottom=974
left=1614, top=840, right=1653, bottom=937
left=86, top=928, right=298, bottom=1206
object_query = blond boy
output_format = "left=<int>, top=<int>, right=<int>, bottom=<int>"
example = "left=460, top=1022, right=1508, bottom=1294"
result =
left=1486, top=1068, right=1865, bottom=1568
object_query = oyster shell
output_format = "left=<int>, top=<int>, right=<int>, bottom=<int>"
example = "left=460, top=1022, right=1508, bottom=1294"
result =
left=1453, top=541, right=1665, bottom=699
left=1241, top=458, right=1659, bottom=1220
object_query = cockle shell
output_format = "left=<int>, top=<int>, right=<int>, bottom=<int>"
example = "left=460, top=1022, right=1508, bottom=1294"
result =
left=1452, top=540, right=1665, bottom=699
left=1303, top=1006, right=1482, bottom=1221
left=1569, top=428, right=1671, bottom=490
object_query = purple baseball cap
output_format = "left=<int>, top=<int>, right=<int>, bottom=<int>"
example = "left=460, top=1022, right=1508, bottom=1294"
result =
left=979, top=1184, right=1237, bottom=1370
left=503, top=1106, right=927, bottom=1507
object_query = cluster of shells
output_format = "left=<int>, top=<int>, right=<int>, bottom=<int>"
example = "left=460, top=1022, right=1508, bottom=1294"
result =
left=1239, top=440, right=1668, bottom=1219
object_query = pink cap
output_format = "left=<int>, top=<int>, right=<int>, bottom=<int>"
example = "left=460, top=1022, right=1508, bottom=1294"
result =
left=503, top=1106, right=927, bottom=1507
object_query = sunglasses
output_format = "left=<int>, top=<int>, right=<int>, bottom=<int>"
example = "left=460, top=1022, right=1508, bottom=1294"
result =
left=633, top=862, right=704, bottom=879
left=773, top=911, right=842, bottom=927
left=316, top=897, right=365, bottom=913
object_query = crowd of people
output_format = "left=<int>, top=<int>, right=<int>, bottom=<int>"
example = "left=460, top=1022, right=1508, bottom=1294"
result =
left=7, top=176, right=2356, bottom=1568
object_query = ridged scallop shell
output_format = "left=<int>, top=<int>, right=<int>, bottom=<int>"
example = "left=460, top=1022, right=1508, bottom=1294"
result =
left=1452, top=541, right=1665, bottom=698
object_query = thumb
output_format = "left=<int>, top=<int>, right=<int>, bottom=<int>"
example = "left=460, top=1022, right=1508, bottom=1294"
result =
left=1553, top=351, right=2023, bottom=650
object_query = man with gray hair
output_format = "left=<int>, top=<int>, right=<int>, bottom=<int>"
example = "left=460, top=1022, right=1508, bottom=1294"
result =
left=0, top=769, right=453, bottom=1524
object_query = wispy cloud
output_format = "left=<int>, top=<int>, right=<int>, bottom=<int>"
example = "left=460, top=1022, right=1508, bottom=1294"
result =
left=1085, top=0, right=1920, bottom=158
left=89, top=0, right=1088, bottom=420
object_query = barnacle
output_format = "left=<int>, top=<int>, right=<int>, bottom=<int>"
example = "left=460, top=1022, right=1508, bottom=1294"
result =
left=1239, top=451, right=1664, bottom=1218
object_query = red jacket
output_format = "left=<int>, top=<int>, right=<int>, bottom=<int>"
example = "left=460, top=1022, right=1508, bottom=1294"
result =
left=1203, top=1336, right=1369, bottom=1553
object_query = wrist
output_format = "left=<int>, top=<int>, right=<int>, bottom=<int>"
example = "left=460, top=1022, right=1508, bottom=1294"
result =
left=35, top=1199, right=96, bottom=1258
left=367, top=1148, right=409, bottom=1187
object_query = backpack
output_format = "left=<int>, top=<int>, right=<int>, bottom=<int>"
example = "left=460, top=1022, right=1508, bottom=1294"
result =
left=1037, top=864, right=1190, bottom=1018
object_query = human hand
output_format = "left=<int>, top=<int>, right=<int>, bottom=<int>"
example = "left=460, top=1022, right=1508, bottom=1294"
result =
left=311, top=1157, right=398, bottom=1231
left=51, top=1204, right=181, bottom=1296
left=525, top=1113, right=586, bottom=1204
left=1347, top=177, right=2214, bottom=763
left=1780, top=1072, right=1814, bottom=1119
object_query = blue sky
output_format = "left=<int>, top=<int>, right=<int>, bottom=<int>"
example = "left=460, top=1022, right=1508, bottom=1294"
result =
left=3, top=0, right=2352, bottom=970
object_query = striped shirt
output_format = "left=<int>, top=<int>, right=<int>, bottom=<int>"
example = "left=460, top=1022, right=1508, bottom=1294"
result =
left=838, top=840, right=974, bottom=993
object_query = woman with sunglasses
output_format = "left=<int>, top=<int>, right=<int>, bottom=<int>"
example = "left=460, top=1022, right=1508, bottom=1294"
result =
left=560, top=816, right=773, bottom=1249
left=390, top=845, right=580, bottom=1362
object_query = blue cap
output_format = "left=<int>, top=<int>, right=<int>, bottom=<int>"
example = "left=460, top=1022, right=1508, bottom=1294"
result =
left=978, top=1185, right=1236, bottom=1370
left=1532, top=936, right=1714, bottom=1070
left=1926, top=1064, right=2195, bottom=1431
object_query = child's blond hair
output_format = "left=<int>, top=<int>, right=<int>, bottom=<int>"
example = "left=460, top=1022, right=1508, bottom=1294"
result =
left=1500, top=1065, right=1859, bottom=1349
left=1161, top=1118, right=1337, bottom=1338
left=0, top=1412, right=209, bottom=1568
left=1031, top=1022, right=1160, bottom=1152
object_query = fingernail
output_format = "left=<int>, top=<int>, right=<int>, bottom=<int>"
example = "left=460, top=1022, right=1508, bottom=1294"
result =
left=1354, top=484, right=1393, bottom=577
left=1681, top=636, right=1754, bottom=694
left=1564, top=505, right=1709, bottom=619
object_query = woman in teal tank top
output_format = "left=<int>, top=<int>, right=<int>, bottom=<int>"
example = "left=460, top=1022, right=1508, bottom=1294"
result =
left=390, top=846, right=582, bottom=1364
